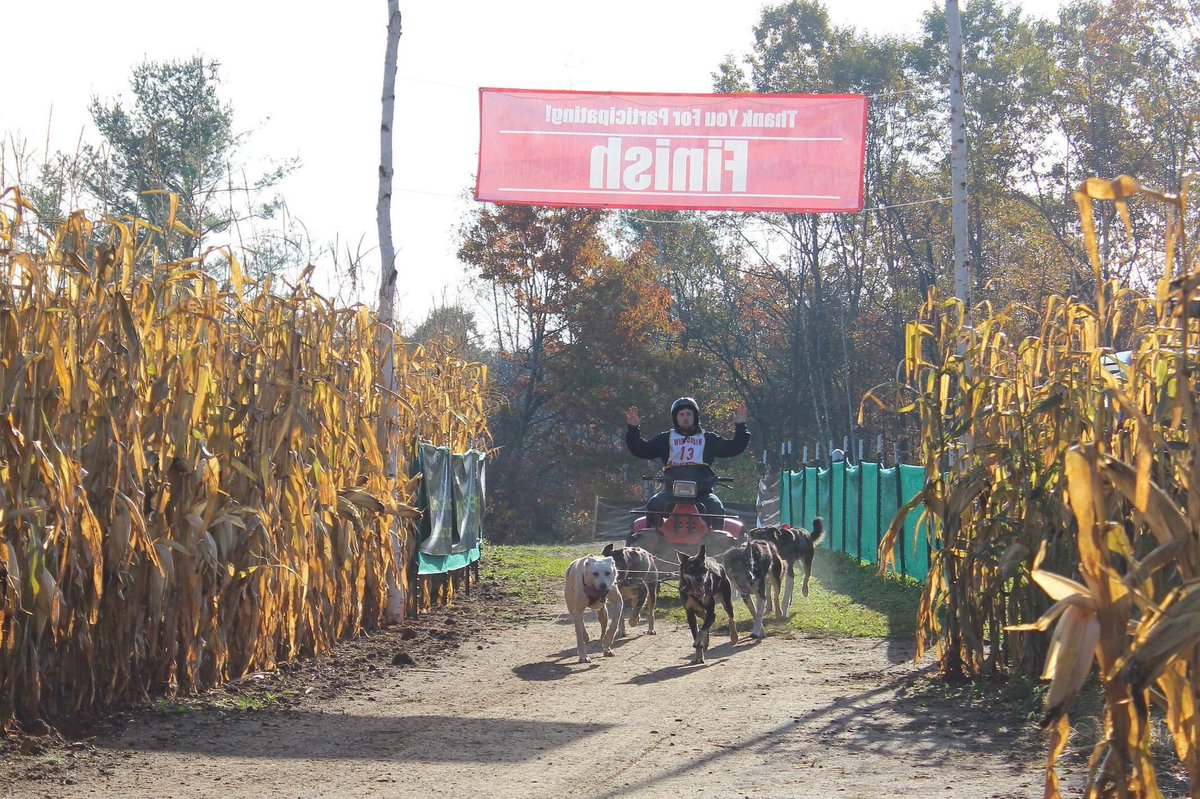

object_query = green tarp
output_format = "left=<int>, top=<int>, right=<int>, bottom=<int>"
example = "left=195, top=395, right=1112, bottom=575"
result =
left=414, top=443, right=486, bottom=575
left=899, top=464, right=929, bottom=581
left=831, top=463, right=845, bottom=552
left=817, top=467, right=831, bottom=547
left=878, top=467, right=902, bottom=574
left=452, top=450, right=485, bottom=552
left=781, top=460, right=930, bottom=580
left=417, top=545, right=482, bottom=576
left=859, top=462, right=880, bottom=565
left=803, top=466, right=818, bottom=530
left=417, top=443, right=456, bottom=556
left=845, top=464, right=860, bottom=561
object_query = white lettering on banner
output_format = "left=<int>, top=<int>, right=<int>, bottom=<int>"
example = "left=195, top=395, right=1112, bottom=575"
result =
left=542, top=104, right=804, bottom=130
left=668, top=432, right=706, bottom=467
left=545, top=104, right=672, bottom=126
left=703, top=110, right=740, bottom=127
left=590, top=138, right=748, bottom=193
left=743, top=110, right=799, bottom=128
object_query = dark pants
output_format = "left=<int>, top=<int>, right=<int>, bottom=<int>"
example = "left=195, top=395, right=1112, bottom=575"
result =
left=646, top=491, right=726, bottom=525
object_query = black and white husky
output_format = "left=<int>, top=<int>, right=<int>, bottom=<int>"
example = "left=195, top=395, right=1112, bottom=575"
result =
left=748, top=518, right=825, bottom=615
left=721, top=538, right=784, bottom=639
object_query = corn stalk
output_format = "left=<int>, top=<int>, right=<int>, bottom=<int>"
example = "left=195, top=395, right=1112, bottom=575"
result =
left=0, top=191, right=490, bottom=730
left=881, top=174, right=1199, bottom=796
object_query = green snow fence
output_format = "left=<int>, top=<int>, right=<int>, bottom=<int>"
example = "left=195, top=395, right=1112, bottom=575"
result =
left=803, top=466, right=818, bottom=530
left=859, top=462, right=880, bottom=566
left=899, top=464, right=929, bottom=581
left=845, top=464, right=861, bottom=561
left=780, top=460, right=930, bottom=580
left=830, top=463, right=844, bottom=551
left=879, top=467, right=903, bottom=573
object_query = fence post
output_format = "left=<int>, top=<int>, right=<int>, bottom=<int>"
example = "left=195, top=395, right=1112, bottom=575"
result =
left=592, top=494, right=599, bottom=542
left=876, top=462, right=883, bottom=567
left=799, top=466, right=807, bottom=529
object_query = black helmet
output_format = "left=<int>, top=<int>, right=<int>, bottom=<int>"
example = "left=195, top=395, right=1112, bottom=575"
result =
left=670, top=396, right=701, bottom=430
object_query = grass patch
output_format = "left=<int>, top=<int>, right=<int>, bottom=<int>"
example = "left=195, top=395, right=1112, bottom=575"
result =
left=230, top=693, right=286, bottom=712
left=801, top=549, right=923, bottom=638
left=650, top=549, right=921, bottom=639
left=478, top=543, right=589, bottom=606
left=478, top=541, right=922, bottom=639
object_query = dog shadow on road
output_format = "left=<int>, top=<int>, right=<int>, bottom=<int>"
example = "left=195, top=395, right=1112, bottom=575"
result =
left=511, top=660, right=587, bottom=682
left=512, top=639, right=640, bottom=681
left=512, top=635, right=651, bottom=682
left=619, top=641, right=739, bottom=686
left=620, top=665, right=691, bottom=686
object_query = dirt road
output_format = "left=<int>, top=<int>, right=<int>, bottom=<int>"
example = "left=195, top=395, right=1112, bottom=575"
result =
left=2, top=580, right=1087, bottom=799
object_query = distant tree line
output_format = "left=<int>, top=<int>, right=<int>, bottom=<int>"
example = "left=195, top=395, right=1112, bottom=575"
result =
left=443, top=0, right=1200, bottom=542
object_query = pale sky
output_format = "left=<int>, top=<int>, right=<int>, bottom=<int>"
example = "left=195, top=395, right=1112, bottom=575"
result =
left=1, top=0, right=1057, bottom=328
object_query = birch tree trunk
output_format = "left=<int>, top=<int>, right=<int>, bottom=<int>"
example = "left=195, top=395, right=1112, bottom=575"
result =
left=377, top=0, right=402, bottom=474
left=377, top=0, right=404, bottom=621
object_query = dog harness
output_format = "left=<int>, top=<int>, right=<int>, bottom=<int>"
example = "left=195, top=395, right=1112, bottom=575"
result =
left=667, top=431, right=705, bottom=467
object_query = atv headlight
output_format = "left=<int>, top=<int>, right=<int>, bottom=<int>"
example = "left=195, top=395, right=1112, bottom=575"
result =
left=672, top=480, right=698, bottom=498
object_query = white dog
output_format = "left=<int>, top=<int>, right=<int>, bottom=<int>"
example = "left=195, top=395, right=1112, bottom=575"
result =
left=564, top=554, right=625, bottom=663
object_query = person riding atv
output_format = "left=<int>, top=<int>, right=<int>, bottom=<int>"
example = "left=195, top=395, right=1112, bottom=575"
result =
left=624, top=397, right=750, bottom=528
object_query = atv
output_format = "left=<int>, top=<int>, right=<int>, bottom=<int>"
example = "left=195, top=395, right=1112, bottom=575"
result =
left=626, top=465, right=744, bottom=566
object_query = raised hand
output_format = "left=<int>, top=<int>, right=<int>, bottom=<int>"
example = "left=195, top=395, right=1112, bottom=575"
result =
left=625, top=406, right=640, bottom=426
left=734, top=404, right=747, bottom=424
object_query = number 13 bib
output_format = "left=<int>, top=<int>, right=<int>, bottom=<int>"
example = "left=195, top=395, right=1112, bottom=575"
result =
left=668, top=432, right=705, bottom=466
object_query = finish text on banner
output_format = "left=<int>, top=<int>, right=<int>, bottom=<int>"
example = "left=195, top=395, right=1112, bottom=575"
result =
left=476, top=89, right=867, bottom=213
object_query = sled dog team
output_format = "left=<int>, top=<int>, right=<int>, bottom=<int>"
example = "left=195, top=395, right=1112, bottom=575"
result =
left=565, top=519, right=825, bottom=665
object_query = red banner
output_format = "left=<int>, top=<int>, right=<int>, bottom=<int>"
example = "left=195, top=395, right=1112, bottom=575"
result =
left=475, top=88, right=866, bottom=213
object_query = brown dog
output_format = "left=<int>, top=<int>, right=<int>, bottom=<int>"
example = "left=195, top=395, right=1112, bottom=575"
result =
left=601, top=543, right=658, bottom=637
left=677, top=545, right=738, bottom=664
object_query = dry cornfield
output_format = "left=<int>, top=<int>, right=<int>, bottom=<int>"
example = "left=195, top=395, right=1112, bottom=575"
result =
left=879, top=175, right=1199, bottom=797
left=0, top=189, right=490, bottom=731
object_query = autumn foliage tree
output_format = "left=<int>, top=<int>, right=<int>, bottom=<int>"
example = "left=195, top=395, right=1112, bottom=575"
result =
left=459, top=205, right=700, bottom=540
left=457, top=0, right=1200, bottom=539
left=631, top=0, right=1200, bottom=466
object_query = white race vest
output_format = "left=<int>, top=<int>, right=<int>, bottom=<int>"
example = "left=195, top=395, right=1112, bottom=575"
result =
left=667, top=432, right=705, bottom=467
